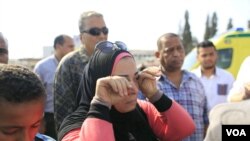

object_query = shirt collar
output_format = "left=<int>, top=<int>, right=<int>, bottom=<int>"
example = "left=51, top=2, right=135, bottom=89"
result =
left=197, top=66, right=218, bottom=77
left=159, top=69, right=195, bottom=82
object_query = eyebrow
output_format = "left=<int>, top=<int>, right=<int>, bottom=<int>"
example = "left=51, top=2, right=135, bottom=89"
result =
left=1, top=118, right=43, bottom=129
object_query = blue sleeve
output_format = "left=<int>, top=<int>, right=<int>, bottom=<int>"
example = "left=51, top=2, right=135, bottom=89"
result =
left=35, top=133, right=56, bottom=141
left=137, top=90, right=146, bottom=100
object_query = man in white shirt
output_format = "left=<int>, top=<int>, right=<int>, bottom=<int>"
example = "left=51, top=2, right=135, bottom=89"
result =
left=34, top=34, right=74, bottom=139
left=192, top=40, right=234, bottom=112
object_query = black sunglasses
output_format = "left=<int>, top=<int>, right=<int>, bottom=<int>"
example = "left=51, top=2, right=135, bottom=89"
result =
left=82, top=27, right=109, bottom=36
left=95, top=41, right=127, bottom=53
left=0, top=48, right=8, bottom=54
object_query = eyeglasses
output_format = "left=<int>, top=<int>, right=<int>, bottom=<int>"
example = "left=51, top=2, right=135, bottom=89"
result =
left=0, top=48, right=8, bottom=54
left=95, top=41, right=127, bottom=53
left=82, top=27, right=109, bottom=36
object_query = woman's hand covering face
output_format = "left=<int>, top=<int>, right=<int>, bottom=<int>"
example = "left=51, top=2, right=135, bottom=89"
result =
left=95, top=75, right=133, bottom=105
left=137, top=66, right=161, bottom=99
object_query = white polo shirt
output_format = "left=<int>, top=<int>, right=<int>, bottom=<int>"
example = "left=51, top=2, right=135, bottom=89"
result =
left=192, top=67, right=235, bottom=112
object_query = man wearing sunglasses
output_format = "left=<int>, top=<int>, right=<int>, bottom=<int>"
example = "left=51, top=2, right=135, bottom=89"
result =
left=54, top=11, right=108, bottom=131
left=0, top=32, right=8, bottom=64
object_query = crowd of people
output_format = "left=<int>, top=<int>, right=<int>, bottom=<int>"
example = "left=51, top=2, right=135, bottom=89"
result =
left=1, top=10, right=250, bottom=141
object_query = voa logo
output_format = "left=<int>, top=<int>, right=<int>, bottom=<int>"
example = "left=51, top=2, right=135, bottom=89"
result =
left=226, top=129, right=246, bottom=136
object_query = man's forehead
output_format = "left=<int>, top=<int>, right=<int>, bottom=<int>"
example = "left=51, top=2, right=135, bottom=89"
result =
left=161, top=35, right=179, bottom=41
left=84, top=17, right=105, bottom=27
left=161, top=36, right=180, bottom=45
left=162, top=42, right=181, bottom=49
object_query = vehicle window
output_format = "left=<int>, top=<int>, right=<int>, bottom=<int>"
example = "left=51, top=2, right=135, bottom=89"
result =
left=216, top=48, right=233, bottom=69
left=182, top=48, right=197, bottom=70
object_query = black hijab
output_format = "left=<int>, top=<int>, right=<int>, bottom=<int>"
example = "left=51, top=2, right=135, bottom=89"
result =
left=58, top=41, right=158, bottom=141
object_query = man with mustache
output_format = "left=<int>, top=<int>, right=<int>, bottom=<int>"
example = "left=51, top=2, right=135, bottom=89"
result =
left=155, top=33, right=208, bottom=141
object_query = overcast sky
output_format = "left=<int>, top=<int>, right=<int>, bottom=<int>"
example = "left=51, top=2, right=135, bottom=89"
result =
left=1, top=0, right=250, bottom=59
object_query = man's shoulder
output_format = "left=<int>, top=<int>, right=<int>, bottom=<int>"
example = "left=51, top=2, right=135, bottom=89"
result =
left=182, top=70, right=205, bottom=87
left=60, top=48, right=89, bottom=66
left=55, top=48, right=90, bottom=76
left=34, top=55, right=55, bottom=70
left=39, top=55, right=55, bottom=64
left=216, top=67, right=234, bottom=79
left=183, top=70, right=200, bottom=80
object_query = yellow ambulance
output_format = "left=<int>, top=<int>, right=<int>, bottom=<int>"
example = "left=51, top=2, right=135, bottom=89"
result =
left=182, top=28, right=250, bottom=79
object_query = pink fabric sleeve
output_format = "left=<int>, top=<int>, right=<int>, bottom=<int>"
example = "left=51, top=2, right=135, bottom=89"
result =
left=61, top=128, right=80, bottom=141
left=62, top=100, right=195, bottom=141
left=138, top=100, right=196, bottom=141
left=62, top=118, right=115, bottom=141
left=79, top=118, right=115, bottom=141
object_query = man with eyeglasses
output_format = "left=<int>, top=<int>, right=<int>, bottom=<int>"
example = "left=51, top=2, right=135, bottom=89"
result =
left=54, top=11, right=108, bottom=131
left=0, top=32, right=8, bottom=64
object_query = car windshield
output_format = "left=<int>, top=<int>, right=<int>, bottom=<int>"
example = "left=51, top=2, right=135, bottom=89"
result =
left=216, top=48, right=233, bottom=69
left=182, top=47, right=233, bottom=70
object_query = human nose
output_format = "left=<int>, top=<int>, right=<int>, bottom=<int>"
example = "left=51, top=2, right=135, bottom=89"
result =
left=173, top=48, right=180, bottom=57
left=129, top=81, right=139, bottom=94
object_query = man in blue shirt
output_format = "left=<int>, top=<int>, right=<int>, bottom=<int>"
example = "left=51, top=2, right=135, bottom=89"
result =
left=34, top=34, right=74, bottom=139
left=155, top=33, right=208, bottom=141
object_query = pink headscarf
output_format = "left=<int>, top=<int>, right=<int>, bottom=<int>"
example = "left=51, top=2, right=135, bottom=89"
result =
left=111, top=52, right=133, bottom=74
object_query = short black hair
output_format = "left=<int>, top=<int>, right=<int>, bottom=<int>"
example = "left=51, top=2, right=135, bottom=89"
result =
left=0, top=64, right=46, bottom=103
left=197, top=40, right=216, bottom=49
left=196, top=40, right=216, bottom=54
left=53, top=35, right=66, bottom=49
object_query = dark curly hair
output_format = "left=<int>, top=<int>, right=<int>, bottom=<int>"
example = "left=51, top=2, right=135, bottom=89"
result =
left=0, top=64, right=46, bottom=103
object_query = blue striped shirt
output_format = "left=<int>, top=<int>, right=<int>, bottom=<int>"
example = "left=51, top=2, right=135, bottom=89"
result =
left=157, top=70, right=209, bottom=141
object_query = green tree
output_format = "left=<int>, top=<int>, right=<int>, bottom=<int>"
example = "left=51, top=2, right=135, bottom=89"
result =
left=248, top=20, right=250, bottom=30
left=227, top=18, right=233, bottom=30
left=210, top=12, right=218, bottom=37
left=182, top=10, right=193, bottom=53
left=204, top=15, right=210, bottom=40
left=203, top=12, right=218, bottom=40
